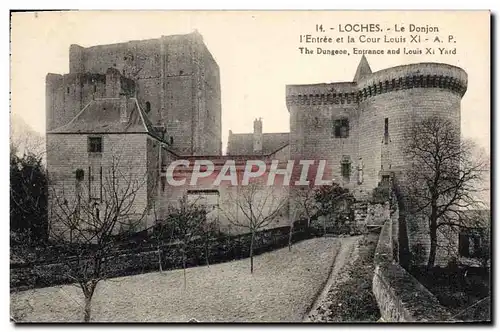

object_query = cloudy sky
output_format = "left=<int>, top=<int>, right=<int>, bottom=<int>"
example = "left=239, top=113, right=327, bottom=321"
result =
left=11, top=10, right=490, bottom=153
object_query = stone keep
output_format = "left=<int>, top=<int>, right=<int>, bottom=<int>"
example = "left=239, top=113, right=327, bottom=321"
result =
left=46, top=31, right=222, bottom=156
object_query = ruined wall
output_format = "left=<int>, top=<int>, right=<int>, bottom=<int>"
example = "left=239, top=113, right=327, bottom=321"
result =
left=57, top=33, right=222, bottom=155
left=192, top=36, right=222, bottom=155
left=45, top=73, right=106, bottom=131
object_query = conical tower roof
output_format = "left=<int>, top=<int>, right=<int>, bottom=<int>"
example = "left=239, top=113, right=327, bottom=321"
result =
left=353, top=55, right=372, bottom=82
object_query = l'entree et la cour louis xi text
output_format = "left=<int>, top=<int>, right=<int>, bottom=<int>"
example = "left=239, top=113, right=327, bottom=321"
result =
left=298, top=23, right=458, bottom=56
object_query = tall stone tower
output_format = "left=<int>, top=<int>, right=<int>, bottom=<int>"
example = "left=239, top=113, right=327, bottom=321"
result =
left=286, top=56, right=468, bottom=266
left=46, top=31, right=222, bottom=156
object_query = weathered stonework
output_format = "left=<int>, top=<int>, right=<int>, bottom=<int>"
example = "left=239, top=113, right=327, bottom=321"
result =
left=46, top=34, right=468, bottom=255
left=47, top=31, right=222, bottom=156
left=372, top=199, right=456, bottom=322
left=285, top=56, right=467, bottom=266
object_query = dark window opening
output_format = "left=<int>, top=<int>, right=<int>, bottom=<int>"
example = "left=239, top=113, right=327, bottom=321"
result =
left=88, top=137, right=102, bottom=153
left=93, top=85, right=97, bottom=93
left=179, top=70, right=184, bottom=75
left=75, top=168, right=85, bottom=181
left=341, top=161, right=351, bottom=181
left=67, top=87, right=70, bottom=94
left=384, top=118, right=389, bottom=144
left=459, top=228, right=485, bottom=258
left=170, top=136, right=174, bottom=145
left=334, top=118, right=349, bottom=138
left=145, top=101, right=151, bottom=113
left=381, top=175, right=391, bottom=187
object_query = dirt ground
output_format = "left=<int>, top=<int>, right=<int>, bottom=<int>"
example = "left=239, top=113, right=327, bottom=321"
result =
left=11, top=237, right=343, bottom=323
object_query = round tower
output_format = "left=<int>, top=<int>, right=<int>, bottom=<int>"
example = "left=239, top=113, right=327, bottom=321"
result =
left=356, top=62, right=468, bottom=193
left=356, top=62, right=467, bottom=266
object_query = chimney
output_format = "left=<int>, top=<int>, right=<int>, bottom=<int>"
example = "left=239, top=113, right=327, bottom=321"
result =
left=253, top=118, right=263, bottom=153
left=106, top=68, right=121, bottom=98
left=120, top=94, right=128, bottom=123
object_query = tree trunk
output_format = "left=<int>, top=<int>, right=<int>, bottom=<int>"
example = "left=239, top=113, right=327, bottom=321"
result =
left=288, top=223, right=293, bottom=252
left=427, top=208, right=438, bottom=270
left=427, top=229, right=437, bottom=270
left=182, top=250, right=187, bottom=289
left=205, top=238, right=210, bottom=267
left=250, top=231, right=255, bottom=274
left=83, top=294, right=92, bottom=322
left=157, top=245, right=163, bottom=273
left=323, top=216, right=326, bottom=237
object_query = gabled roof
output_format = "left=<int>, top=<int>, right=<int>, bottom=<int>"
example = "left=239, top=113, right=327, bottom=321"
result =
left=227, top=132, right=289, bottom=156
left=48, top=97, right=166, bottom=142
left=353, top=55, right=372, bottom=82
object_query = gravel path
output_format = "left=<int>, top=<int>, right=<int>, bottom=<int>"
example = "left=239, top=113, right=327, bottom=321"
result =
left=11, top=237, right=341, bottom=323
left=303, top=236, right=360, bottom=322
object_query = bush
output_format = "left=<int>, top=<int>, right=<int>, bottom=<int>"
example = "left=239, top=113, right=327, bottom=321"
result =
left=371, top=186, right=390, bottom=204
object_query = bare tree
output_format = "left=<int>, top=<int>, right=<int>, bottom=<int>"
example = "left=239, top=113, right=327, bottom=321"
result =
left=48, top=156, right=150, bottom=322
left=220, top=183, right=288, bottom=273
left=313, top=183, right=355, bottom=236
left=293, top=185, right=317, bottom=228
left=201, top=217, right=218, bottom=267
left=150, top=201, right=174, bottom=273
left=288, top=185, right=316, bottom=251
left=168, top=195, right=207, bottom=288
left=403, top=116, right=489, bottom=270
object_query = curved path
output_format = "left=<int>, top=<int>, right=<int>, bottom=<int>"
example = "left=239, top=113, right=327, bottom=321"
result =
left=303, top=236, right=360, bottom=322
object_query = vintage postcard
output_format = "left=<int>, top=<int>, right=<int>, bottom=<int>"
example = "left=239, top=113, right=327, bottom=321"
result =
left=9, top=10, right=491, bottom=323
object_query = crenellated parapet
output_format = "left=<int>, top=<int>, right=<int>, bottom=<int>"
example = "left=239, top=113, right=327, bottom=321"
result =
left=286, top=62, right=468, bottom=107
left=356, top=63, right=468, bottom=102
left=286, top=82, right=358, bottom=106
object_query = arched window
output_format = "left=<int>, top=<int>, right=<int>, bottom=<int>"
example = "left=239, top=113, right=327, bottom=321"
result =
left=145, top=102, right=151, bottom=113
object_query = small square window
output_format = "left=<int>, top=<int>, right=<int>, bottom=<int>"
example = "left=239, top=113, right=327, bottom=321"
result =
left=88, top=137, right=102, bottom=153
left=334, top=118, right=349, bottom=138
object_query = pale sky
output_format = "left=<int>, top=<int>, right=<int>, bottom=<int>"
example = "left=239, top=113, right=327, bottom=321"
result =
left=10, top=10, right=490, bottom=153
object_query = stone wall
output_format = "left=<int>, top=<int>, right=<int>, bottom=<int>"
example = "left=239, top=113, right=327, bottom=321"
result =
left=286, top=61, right=466, bottom=202
left=46, top=133, right=150, bottom=239
left=155, top=156, right=291, bottom=234
left=50, top=32, right=221, bottom=156
left=353, top=201, right=390, bottom=229
left=372, top=196, right=455, bottom=322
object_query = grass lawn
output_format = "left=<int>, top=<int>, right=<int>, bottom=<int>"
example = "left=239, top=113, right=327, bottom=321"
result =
left=11, top=237, right=341, bottom=323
